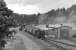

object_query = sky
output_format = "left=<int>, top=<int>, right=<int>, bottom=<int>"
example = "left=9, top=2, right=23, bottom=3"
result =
left=4, top=0, right=76, bottom=14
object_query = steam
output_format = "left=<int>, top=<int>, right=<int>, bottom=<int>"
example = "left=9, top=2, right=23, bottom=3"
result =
left=52, top=14, right=76, bottom=29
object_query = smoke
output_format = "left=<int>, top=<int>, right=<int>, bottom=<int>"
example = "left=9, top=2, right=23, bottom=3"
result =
left=54, top=16, right=67, bottom=24
left=52, top=13, right=76, bottom=29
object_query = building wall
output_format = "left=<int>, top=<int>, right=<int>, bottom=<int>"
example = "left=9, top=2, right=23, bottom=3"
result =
left=59, top=26, right=72, bottom=39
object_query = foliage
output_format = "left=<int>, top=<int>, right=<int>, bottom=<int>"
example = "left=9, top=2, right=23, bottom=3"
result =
left=0, top=1, right=16, bottom=49
left=13, top=14, right=38, bottom=24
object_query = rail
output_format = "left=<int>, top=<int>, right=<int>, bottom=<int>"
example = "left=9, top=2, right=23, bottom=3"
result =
left=44, top=38, right=67, bottom=50
left=46, top=38, right=76, bottom=47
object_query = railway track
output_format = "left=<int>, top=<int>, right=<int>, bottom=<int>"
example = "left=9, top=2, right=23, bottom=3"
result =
left=47, top=38, right=76, bottom=47
left=44, top=38, right=76, bottom=50
left=43, top=39, right=67, bottom=50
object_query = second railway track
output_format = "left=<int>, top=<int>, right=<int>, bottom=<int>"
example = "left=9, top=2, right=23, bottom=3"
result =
left=44, top=38, right=76, bottom=50
left=44, top=38, right=67, bottom=50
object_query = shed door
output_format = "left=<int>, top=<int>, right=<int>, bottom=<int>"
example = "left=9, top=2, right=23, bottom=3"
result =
left=60, top=29, right=69, bottom=39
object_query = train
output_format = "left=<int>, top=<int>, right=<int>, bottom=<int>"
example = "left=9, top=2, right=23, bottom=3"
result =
left=21, top=24, right=72, bottom=40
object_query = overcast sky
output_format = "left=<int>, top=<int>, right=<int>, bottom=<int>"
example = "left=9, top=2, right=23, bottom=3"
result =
left=4, top=0, right=76, bottom=14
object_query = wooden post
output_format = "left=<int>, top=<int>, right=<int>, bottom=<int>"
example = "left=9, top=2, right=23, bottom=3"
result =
left=58, top=28, right=60, bottom=39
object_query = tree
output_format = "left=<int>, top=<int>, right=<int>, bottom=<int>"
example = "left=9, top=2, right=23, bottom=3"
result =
left=0, top=1, right=16, bottom=49
left=47, top=9, right=57, bottom=16
left=0, top=16, right=16, bottom=48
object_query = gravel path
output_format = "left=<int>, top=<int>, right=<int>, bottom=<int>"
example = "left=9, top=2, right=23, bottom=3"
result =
left=4, top=31, right=42, bottom=50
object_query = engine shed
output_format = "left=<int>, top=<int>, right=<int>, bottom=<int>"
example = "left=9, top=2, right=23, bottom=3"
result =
left=46, top=25, right=72, bottom=39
